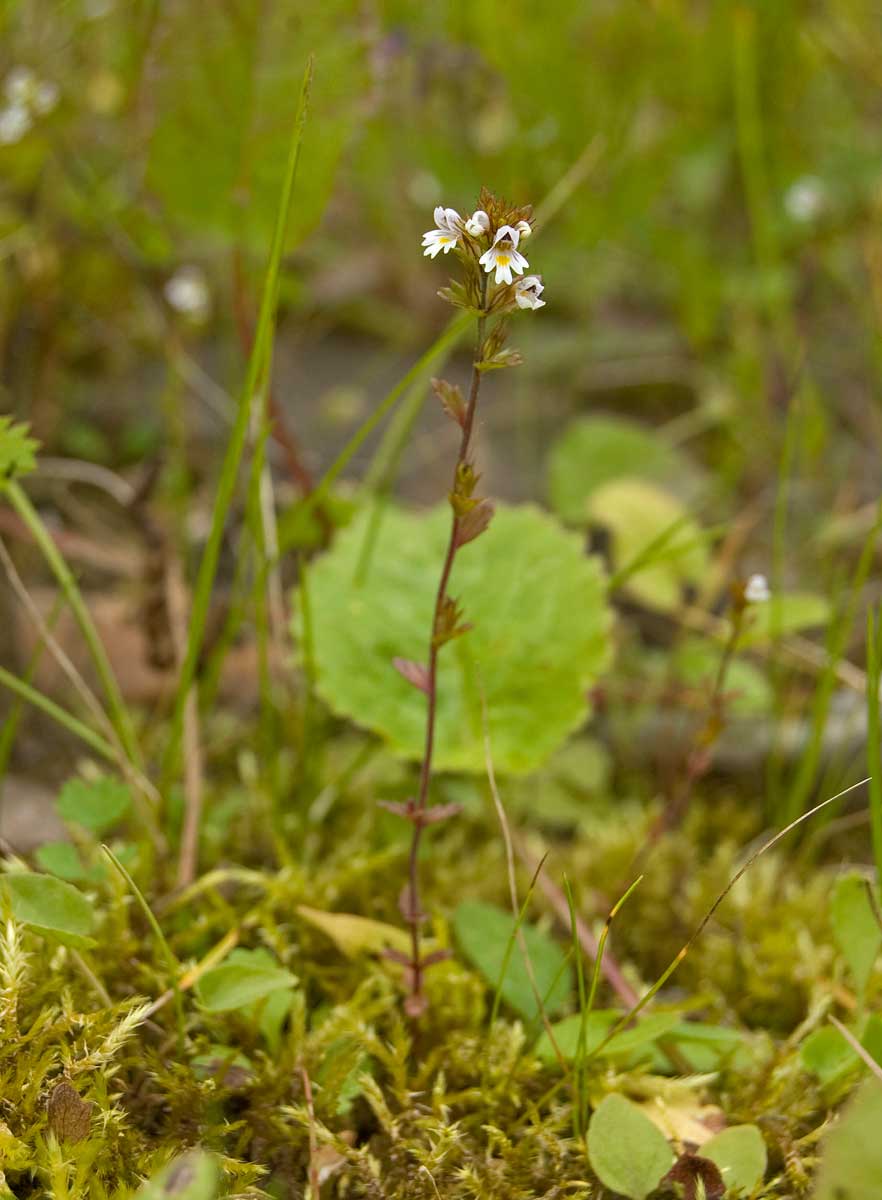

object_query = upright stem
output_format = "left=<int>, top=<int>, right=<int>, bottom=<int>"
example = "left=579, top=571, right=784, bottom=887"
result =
left=404, top=301, right=487, bottom=1016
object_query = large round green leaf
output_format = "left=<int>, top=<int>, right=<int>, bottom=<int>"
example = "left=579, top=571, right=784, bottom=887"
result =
left=304, top=504, right=612, bottom=774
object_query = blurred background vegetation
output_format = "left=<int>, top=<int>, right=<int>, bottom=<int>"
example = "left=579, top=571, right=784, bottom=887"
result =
left=3, top=0, right=882, bottom=817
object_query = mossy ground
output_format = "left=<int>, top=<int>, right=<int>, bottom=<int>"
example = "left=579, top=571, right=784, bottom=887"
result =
left=0, top=730, right=871, bottom=1198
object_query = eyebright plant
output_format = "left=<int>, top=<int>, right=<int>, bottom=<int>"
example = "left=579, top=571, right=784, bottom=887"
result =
left=391, top=191, right=545, bottom=1017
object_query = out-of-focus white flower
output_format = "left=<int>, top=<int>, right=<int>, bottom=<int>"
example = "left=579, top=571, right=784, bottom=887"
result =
left=514, top=275, right=545, bottom=310
left=515, top=219, right=532, bottom=240
left=164, top=265, right=211, bottom=319
left=0, top=103, right=31, bottom=145
left=478, top=224, right=529, bottom=285
left=465, top=209, right=490, bottom=236
left=744, top=573, right=770, bottom=604
left=5, top=67, right=58, bottom=114
left=784, top=176, right=826, bottom=223
left=421, top=206, right=462, bottom=258
left=33, top=80, right=59, bottom=114
left=4, top=67, right=36, bottom=105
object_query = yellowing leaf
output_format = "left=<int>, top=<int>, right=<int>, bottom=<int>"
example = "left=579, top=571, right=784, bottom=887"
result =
left=589, top=479, right=709, bottom=613
left=297, top=905, right=411, bottom=959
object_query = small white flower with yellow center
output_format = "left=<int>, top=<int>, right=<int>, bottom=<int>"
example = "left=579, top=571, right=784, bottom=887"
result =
left=465, top=209, right=490, bottom=236
left=744, top=573, right=770, bottom=604
left=478, top=224, right=529, bottom=285
left=421, top=206, right=462, bottom=258
left=514, top=275, right=545, bottom=310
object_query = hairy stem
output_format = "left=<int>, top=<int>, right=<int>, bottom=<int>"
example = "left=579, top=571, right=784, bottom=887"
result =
left=405, top=302, right=487, bottom=1016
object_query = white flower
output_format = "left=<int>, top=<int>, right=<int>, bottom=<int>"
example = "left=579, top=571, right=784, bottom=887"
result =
left=164, top=265, right=210, bottom=319
left=744, top=574, right=770, bottom=604
left=514, top=275, right=545, bottom=310
left=4, top=67, right=36, bottom=105
left=784, top=176, right=826, bottom=223
left=421, top=206, right=462, bottom=258
left=0, top=104, right=31, bottom=145
left=465, top=209, right=490, bottom=236
left=34, top=80, right=59, bottom=115
left=515, top=219, right=532, bottom=240
left=478, top=224, right=529, bottom=285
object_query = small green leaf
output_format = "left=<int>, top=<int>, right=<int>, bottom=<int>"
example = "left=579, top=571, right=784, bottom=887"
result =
left=56, top=776, right=132, bottom=836
left=34, top=842, right=88, bottom=882
left=196, top=947, right=297, bottom=1013
left=0, top=417, right=39, bottom=480
left=801, top=1026, right=858, bottom=1086
left=0, top=873, right=95, bottom=948
left=801, top=1015, right=882, bottom=1088
left=587, top=1094, right=675, bottom=1200
left=737, top=592, right=831, bottom=646
left=305, top=504, right=612, bottom=774
left=701, top=1125, right=767, bottom=1196
left=813, top=1080, right=882, bottom=1200
left=830, top=874, right=881, bottom=995
left=453, top=900, right=572, bottom=1022
left=136, top=1149, right=220, bottom=1199
left=535, top=1010, right=620, bottom=1063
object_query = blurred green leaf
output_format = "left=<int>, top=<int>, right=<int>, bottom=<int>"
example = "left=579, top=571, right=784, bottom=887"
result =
left=587, top=1094, right=675, bottom=1200
left=830, top=874, right=881, bottom=996
left=136, top=1150, right=219, bottom=1199
left=196, top=948, right=297, bottom=1013
left=305, top=504, right=612, bottom=774
left=34, top=842, right=88, bottom=882
left=0, top=873, right=95, bottom=949
left=453, top=900, right=572, bottom=1022
left=813, top=1080, right=882, bottom=1200
left=701, top=1125, right=767, bottom=1196
left=590, top=479, right=709, bottom=612
left=56, top=775, right=132, bottom=836
left=738, top=593, right=831, bottom=646
left=548, top=416, right=699, bottom=524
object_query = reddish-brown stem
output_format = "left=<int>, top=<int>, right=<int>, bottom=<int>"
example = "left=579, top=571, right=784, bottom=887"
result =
left=405, top=299, right=487, bottom=1017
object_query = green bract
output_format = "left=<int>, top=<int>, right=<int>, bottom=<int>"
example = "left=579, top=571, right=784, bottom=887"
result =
left=0, top=418, right=39, bottom=480
left=304, top=503, right=612, bottom=774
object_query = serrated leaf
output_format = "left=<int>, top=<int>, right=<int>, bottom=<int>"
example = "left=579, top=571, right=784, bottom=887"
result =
left=56, top=775, right=132, bottom=836
left=136, top=1150, right=220, bottom=1200
left=830, top=874, right=881, bottom=995
left=589, top=478, right=709, bottom=613
left=813, top=1080, right=882, bottom=1200
left=548, top=415, right=700, bottom=524
left=701, top=1125, right=767, bottom=1196
left=297, top=906, right=411, bottom=959
left=453, top=900, right=572, bottom=1022
left=304, top=504, right=612, bottom=774
left=196, top=948, right=297, bottom=1013
left=0, top=417, right=39, bottom=479
left=0, top=873, right=95, bottom=949
left=587, top=1094, right=675, bottom=1200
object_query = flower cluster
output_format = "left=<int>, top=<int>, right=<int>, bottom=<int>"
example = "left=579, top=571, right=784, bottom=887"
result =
left=0, top=67, right=59, bottom=146
left=421, top=190, right=545, bottom=323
